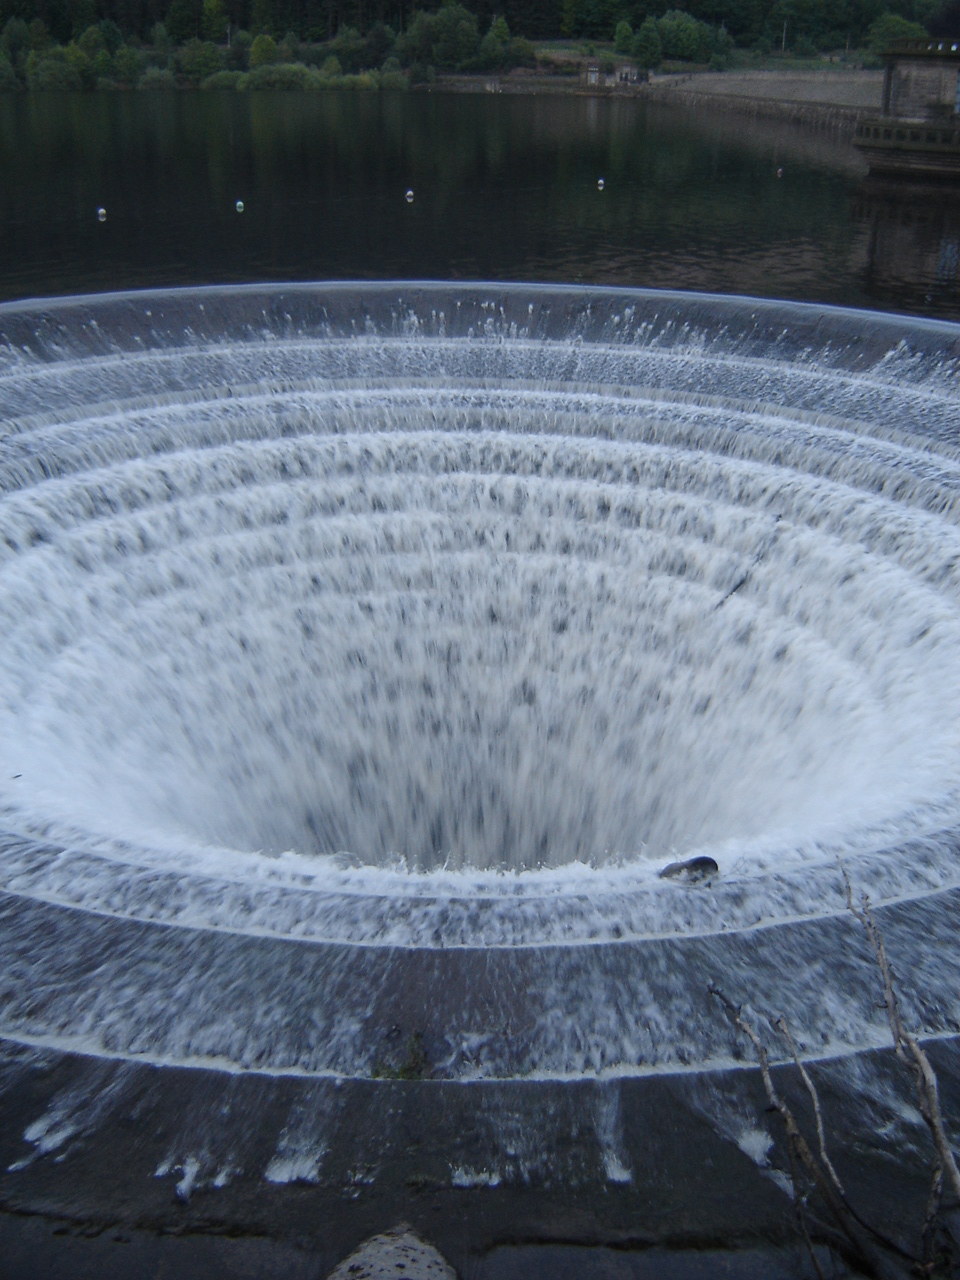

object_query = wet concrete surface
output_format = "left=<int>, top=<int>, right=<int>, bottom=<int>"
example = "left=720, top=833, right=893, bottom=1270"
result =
left=0, top=1037, right=951, bottom=1279
left=0, top=1211, right=841, bottom=1280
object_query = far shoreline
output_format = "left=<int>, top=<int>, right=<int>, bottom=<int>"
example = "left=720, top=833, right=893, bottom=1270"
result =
left=4, top=66, right=884, bottom=139
left=429, top=66, right=882, bottom=135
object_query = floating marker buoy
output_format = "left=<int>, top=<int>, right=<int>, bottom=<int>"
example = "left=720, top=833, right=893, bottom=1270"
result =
left=97, top=207, right=107, bottom=223
left=776, top=167, right=783, bottom=178
left=405, top=189, right=414, bottom=203
left=597, top=177, right=605, bottom=190
left=235, top=200, right=244, bottom=213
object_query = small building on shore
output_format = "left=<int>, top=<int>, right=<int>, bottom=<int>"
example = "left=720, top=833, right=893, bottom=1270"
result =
left=854, top=40, right=960, bottom=176
left=611, top=64, right=640, bottom=86
left=582, top=62, right=644, bottom=91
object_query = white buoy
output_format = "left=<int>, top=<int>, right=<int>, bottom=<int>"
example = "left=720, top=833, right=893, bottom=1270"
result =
left=597, top=177, right=605, bottom=190
left=97, top=207, right=107, bottom=222
left=405, top=189, right=414, bottom=203
left=776, top=167, right=783, bottom=178
left=235, top=200, right=244, bottom=213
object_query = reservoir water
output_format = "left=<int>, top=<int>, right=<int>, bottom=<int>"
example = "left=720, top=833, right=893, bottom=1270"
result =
left=1, top=88, right=959, bottom=318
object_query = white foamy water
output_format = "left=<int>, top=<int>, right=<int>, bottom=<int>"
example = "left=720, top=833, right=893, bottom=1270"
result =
left=0, top=284, right=958, bottom=1081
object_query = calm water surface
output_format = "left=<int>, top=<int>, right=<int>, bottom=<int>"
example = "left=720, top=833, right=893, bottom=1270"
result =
left=1, top=89, right=959, bottom=317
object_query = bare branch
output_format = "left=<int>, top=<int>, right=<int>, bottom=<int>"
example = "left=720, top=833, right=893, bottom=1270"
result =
left=904, top=1032, right=960, bottom=1209
left=840, top=862, right=960, bottom=1209
left=785, top=1138, right=828, bottom=1280
left=921, top=1160, right=943, bottom=1267
left=773, top=1015, right=845, bottom=1200
left=770, top=1015, right=914, bottom=1263
left=710, top=984, right=912, bottom=1280
left=839, top=864, right=905, bottom=1060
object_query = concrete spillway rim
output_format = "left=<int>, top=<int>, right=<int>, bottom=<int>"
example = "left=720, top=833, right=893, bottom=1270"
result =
left=2, top=1026, right=957, bottom=1084
left=2, top=873, right=960, bottom=950
left=1, top=278, right=959, bottom=338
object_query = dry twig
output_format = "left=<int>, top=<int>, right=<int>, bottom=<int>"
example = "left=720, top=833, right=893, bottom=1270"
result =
left=709, top=984, right=911, bottom=1280
left=840, top=863, right=960, bottom=1210
left=922, top=1160, right=944, bottom=1269
left=786, top=1136, right=828, bottom=1280
left=706, top=870, right=960, bottom=1277
left=773, top=1015, right=845, bottom=1200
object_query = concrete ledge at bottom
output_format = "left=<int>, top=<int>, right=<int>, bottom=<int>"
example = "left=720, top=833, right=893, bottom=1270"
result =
left=327, top=1222, right=457, bottom=1280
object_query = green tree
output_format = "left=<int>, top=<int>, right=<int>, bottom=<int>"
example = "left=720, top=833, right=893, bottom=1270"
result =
left=77, top=22, right=103, bottom=53
left=831, top=0, right=886, bottom=45
left=0, top=0, right=948, bottom=63
left=632, top=13, right=660, bottom=63
left=64, top=39, right=95, bottom=83
left=43, top=0, right=70, bottom=43
left=27, top=18, right=48, bottom=49
left=397, top=9, right=433, bottom=62
left=330, top=24, right=363, bottom=68
left=362, top=21, right=395, bottom=66
left=166, top=0, right=200, bottom=41
left=248, top=29, right=277, bottom=62
left=178, top=34, right=223, bottom=75
left=717, top=0, right=764, bottom=42
left=227, top=26, right=250, bottom=64
left=113, top=44, right=145, bottom=80
left=559, top=0, right=602, bottom=37
left=479, top=12, right=507, bottom=61
left=201, top=0, right=227, bottom=40
left=614, top=17, right=632, bottom=48
left=905, top=0, right=942, bottom=25
left=432, top=2, right=479, bottom=67
left=0, top=0, right=30, bottom=23
left=1, top=16, right=29, bottom=60
left=380, top=55, right=404, bottom=84
left=140, top=64, right=177, bottom=84
left=98, top=18, right=123, bottom=50
left=657, top=10, right=703, bottom=59
left=248, top=0, right=274, bottom=35
left=25, top=45, right=81, bottom=86
left=70, top=0, right=96, bottom=36
left=867, top=10, right=927, bottom=49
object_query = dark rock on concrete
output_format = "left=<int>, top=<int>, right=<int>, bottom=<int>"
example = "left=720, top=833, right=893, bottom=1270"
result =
left=659, top=856, right=719, bottom=882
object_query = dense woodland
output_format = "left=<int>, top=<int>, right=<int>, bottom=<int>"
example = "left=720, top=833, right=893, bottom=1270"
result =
left=4, top=0, right=960, bottom=43
left=1, top=0, right=959, bottom=92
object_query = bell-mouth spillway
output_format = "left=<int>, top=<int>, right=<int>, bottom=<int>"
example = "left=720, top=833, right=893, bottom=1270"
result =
left=1, top=281, right=960, bottom=1262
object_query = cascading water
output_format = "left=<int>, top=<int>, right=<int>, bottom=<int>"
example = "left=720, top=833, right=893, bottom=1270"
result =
left=1, top=283, right=959, bottom=1247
